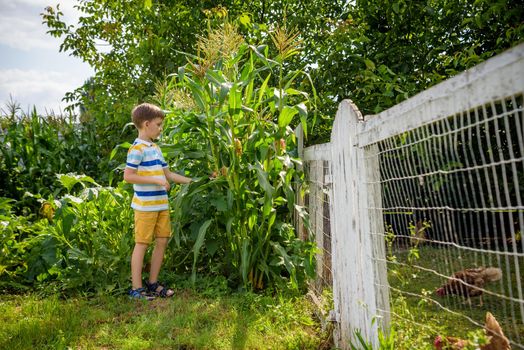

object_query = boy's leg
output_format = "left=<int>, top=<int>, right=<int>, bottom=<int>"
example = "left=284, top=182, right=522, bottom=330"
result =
left=131, top=243, right=148, bottom=290
left=149, top=237, right=168, bottom=283
left=132, top=210, right=156, bottom=291
left=146, top=210, right=174, bottom=297
left=149, top=210, right=172, bottom=283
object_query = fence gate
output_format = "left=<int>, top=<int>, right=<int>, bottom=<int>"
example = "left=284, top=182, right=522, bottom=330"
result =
left=300, top=43, right=524, bottom=349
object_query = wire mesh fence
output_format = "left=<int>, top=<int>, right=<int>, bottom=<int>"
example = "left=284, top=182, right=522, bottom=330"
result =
left=299, top=44, right=524, bottom=348
left=303, top=159, right=333, bottom=293
left=370, top=93, right=524, bottom=348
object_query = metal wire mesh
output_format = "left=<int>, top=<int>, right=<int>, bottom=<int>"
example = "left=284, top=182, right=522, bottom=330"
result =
left=368, top=94, right=524, bottom=348
left=303, top=159, right=333, bottom=293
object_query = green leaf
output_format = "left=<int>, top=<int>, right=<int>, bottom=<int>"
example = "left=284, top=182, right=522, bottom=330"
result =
left=219, top=82, right=232, bottom=107
left=57, top=173, right=99, bottom=193
left=278, top=106, right=298, bottom=129
left=249, top=162, right=274, bottom=197
left=205, top=70, right=226, bottom=86
left=192, top=219, right=212, bottom=283
left=239, top=13, right=250, bottom=26
left=364, top=58, right=376, bottom=71
left=295, top=102, right=308, bottom=135
left=250, top=44, right=268, bottom=63
left=144, top=0, right=152, bottom=9
left=243, top=58, right=255, bottom=105
left=228, top=84, right=242, bottom=117
left=110, top=142, right=131, bottom=160
left=270, top=242, right=294, bottom=274
left=262, top=195, right=272, bottom=216
left=248, top=212, right=256, bottom=230
left=267, top=210, right=276, bottom=228
left=210, top=196, right=228, bottom=211
left=205, top=239, right=219, bottom=257
left=240, top=238, right=250, bottom=285
left=258, top=73, right=271, bottom=105
left=392, top=2, right=400, bottom=14
left=285, top=88, right=308, bottom=98
left=186, top=78, right=207, bottom=111
left=61, top=213, right=75, bottom=236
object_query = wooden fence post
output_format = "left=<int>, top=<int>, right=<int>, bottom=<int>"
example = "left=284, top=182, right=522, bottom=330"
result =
left=294, top=125, right=307, bottom=241
left=366, top=142, right=390, bottom=331
left=330, top=100, right=383, bottom=348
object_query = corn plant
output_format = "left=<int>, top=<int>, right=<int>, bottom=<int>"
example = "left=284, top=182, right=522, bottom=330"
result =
left=158, top=23, right=316, bottom=289
left=0, top=109, right=101, bottom=213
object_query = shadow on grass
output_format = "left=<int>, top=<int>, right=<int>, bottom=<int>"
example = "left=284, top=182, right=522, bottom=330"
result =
left=231, top=310, right=251, bottom=349
left=0, top=289, right=321, bottom=349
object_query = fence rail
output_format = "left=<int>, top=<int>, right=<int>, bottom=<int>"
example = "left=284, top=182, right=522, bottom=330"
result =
left=299, top=43, right=524, bottom=349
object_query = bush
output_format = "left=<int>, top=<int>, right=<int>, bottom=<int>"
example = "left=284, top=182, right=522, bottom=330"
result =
left=0, top=175, right=135, bottom=295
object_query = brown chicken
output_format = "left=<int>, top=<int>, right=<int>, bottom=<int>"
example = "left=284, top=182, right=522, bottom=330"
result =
left=434, top=312, right=511, bottom=349
left=435, top=267, right=502, bottom=306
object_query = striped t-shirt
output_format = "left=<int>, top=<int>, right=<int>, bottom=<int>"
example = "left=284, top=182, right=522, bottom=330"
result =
left=126, top=138, right=169, bottom=211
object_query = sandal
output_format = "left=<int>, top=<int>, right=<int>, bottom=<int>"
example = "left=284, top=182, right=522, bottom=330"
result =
left=145, top=280, right=174, bottom=298
left=129, top=287, right=155, bottom=301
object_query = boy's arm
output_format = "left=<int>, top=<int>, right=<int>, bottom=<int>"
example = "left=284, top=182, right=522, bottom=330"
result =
left=124, top=167, right=170, bottom=190
left=163, top=168, right=192, bottom=184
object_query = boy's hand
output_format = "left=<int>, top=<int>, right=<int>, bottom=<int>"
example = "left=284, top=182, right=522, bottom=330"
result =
left=157, top=178, right=170, bottom=191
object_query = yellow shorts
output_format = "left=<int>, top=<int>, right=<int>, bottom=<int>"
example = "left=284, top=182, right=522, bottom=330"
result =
left=134, top=210, right=172, bottom=244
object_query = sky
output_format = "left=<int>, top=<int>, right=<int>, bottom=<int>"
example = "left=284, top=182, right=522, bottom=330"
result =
left=0, top=0, right=93, bottom=115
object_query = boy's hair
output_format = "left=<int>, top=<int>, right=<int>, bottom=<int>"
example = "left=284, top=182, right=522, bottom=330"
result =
left=131, top=103, right=165, bottom=128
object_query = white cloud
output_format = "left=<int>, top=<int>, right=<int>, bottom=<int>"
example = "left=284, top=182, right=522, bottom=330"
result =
left=0, top=68, right=85, bottom=113
left=0, top=14, right=56, bottom=51
left=0, top=1, right=93, bottom=114
left=0, top=0, right=82, bottom=51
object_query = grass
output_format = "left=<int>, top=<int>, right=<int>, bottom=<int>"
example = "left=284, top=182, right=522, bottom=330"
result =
left=388, top=245, right=524, bottom=349
left=2, top=248, right=521, bottom=350
left=0, top=286, right=327, bottom=350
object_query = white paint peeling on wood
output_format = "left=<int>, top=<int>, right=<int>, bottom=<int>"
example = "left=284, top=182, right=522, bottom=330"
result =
left=303, top=142, right=331, bottom=161
left=329, top=100, right=383, bottom=348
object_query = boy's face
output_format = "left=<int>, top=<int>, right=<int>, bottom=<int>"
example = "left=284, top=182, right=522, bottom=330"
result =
left=142, top=117, right=163, bottom=140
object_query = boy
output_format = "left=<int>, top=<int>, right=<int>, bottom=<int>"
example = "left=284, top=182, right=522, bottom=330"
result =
left=124, top=103, right=191, bottom=300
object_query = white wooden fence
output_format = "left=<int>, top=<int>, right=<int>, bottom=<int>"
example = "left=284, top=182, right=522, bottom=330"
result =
left=299, top=43, right=524, bottom=349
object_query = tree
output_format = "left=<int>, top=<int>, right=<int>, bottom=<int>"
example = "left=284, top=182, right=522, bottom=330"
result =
left=42, top=0, right=348, bottom=149
left=43, top=0, right=524, bottom=148
left=43, top=1, right=211, bottom=159
left=315, top=0, right=524, bottom=116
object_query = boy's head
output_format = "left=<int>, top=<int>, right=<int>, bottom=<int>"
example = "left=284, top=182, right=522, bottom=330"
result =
left=131, top=103, right=165, bottom=129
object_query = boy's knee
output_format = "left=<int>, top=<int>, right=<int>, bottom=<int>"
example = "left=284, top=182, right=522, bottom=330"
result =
left=155, top=237, right=169, bottom=248
left=133, top=242, right=149, bottom=252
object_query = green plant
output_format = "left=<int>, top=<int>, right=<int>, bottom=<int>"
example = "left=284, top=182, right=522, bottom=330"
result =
left=0, top=197, right=50, bottom=291
left=1, top=173, right=135, bottom=294
left=0, top=109, right=102, bottom=214
left=349, top=323, right=397, bottom=350
left=156, top=23, right=316, bottom=290
left=39, top=175, right=134, bottom=294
